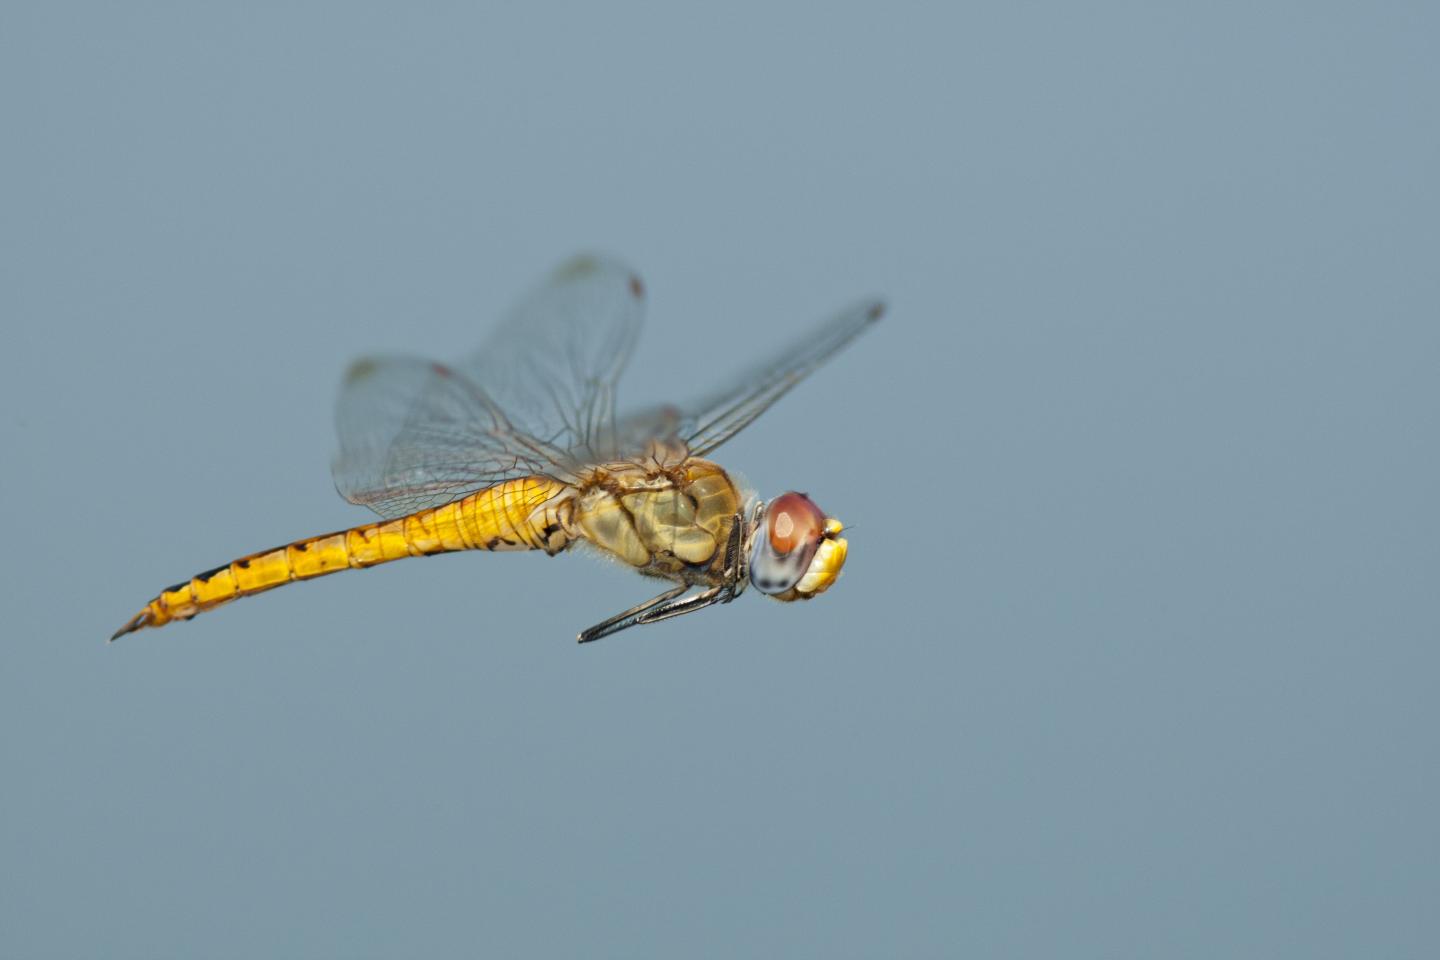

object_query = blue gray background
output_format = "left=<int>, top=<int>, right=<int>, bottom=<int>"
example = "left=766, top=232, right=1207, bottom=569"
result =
left=4, top=3, right=1437, bottom=956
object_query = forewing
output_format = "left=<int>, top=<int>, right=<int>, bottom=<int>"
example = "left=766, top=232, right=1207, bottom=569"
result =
left=661, top=298, right=884, bottom=457
left=456, top=254, right=645, bottom=461
left=332, top=254, right=645, bottom=519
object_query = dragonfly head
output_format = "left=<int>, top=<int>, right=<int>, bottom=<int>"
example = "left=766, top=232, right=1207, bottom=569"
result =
left=747, top=492, right=849, bottom=601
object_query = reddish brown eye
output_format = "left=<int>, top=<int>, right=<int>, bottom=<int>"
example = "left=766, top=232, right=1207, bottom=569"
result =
left=767, top=492, right=824, bottom=555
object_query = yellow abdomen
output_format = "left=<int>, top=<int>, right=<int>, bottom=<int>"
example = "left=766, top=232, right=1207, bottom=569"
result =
left=111, top=476, right=573, bottom=640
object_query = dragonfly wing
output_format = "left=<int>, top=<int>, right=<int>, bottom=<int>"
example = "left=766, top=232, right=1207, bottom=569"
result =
left=333, top=356, right=570, bottom=519
left=657, top=298, right=885, bottom=458
left=332, top=254, right=645, bottom=519
left=456, top=254, right=646, bottom=461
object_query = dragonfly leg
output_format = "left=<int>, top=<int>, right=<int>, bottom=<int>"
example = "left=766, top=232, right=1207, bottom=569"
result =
left=722, top=511, right=748, bottom=597
left=578, top=584, right=687, bottom=644
left=634, top=584, right=727, bottom=626
left=611, top=532, right=748, bottom=633
left=577, top=513, right=750, bottom=644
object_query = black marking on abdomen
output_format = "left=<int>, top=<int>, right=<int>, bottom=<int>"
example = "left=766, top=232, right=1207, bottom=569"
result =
left=164, top=582, right=188, bottom=595
left=293, top=541, right=309, bottom=552
left=195, top=565, right=227, bottom=583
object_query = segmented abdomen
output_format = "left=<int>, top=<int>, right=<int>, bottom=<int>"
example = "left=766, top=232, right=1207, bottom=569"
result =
left=111, top=476, right=572, bottom=639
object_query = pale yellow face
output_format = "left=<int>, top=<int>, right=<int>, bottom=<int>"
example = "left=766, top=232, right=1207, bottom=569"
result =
left=748, top=493, right=848, bottom=602
left=792, top=519, right=848, bottom=597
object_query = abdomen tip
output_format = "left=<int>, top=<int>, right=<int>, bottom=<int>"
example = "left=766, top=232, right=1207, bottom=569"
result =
left=109, top=611, right=151, bottom=642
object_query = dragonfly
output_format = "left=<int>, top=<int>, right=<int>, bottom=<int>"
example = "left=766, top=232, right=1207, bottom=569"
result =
left=112, top=255, right=883, bottom=644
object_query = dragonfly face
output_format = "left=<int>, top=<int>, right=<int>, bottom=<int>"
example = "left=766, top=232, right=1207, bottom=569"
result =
left=113, top=254, right=882, bottom=644
left=747, top=492, right=849, bottom=601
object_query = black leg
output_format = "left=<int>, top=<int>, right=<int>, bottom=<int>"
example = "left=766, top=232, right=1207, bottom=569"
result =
left=578, top=584, right=687, bottom=644
left=577, top=513, right=748, bottom=643
left=634, top=585, right=726, bottom=626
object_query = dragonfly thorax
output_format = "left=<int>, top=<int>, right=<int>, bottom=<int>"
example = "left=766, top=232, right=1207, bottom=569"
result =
left=573, top=457, right=744, bottom=584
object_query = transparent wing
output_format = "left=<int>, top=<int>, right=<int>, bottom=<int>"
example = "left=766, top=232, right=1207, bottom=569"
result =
left=629, top=298, right=884, bottom=458
left=332, top=255, right=645, bottom=519
left=332, top=356, right=573, bottom=518
left=456, top=254, right=645, bottom=459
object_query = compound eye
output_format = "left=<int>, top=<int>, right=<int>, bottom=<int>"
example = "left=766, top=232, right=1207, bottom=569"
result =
left=767, top=492, right=824, bottom=555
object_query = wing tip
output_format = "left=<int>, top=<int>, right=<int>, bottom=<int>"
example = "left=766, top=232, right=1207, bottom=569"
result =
left=551, top=252, right=644, bottom=300
left=865, top=300, right=886, bottom=322
left=342, top=357, right=380, bottom=386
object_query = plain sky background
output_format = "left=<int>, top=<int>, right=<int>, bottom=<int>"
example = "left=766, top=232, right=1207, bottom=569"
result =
left=4, top=2, right=1437, bottom=956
